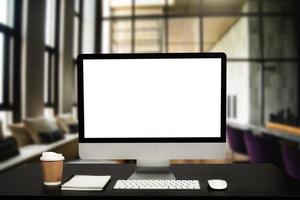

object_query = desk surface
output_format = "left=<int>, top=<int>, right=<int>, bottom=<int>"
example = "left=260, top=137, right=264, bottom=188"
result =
left=0, top=163, right=300, bottom=198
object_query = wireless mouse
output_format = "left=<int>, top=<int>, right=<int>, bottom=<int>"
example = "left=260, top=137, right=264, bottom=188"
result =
left=207, top=179, right=227, bottom=190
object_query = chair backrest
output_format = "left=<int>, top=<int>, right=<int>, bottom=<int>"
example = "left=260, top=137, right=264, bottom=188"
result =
left=226, top=126, right=247, bottom=155
left=244, top=131, right=283, bottom=168
left=281, top=144, right=300, bottom=181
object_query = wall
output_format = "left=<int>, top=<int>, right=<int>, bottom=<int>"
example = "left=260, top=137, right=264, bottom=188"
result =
left=210, top=17, right=250, bottom=125
left=59, top=0, right=75, bottom=114
left=264, top=62, right=298, bottom=121
left=23, top=0, right=46, bottom=118
left=210, top=2, right=299, bottom=126
left=249, top=4, right=298, bottom=125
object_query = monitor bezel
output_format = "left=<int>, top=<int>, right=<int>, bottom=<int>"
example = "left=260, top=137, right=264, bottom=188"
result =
left=77, top=53, right=226, bottom=143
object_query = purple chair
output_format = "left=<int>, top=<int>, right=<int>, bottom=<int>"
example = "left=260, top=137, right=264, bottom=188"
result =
left=244, top=131, right=283, bottom=168
left=226, top=126, right=247, bottom=155
left=281, top=144, right=300, bottom=181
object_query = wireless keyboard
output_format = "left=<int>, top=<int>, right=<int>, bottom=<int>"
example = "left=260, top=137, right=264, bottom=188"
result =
left=113, top=180, right=200, bottom=190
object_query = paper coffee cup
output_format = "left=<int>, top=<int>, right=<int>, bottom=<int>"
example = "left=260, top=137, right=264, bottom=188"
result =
left=40, top=152, right=65, bottom=186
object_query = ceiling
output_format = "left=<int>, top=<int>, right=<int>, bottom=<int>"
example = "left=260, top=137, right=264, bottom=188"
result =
left=203, top=17, right=239, bottom=51
left=168, top=0, right=245, bottom=51
left=169, top=0, right=247, bottom=14
left=110, top=0, right=247, bottom=51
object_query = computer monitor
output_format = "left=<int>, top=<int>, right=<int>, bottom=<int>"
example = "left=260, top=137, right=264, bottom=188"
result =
left=78, top=53, right=226, bottom=179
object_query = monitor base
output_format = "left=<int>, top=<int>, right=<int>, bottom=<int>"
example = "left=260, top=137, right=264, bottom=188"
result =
left=128, top=159, right=176, bottom=180
left=128, top=167, right=176, bottom=180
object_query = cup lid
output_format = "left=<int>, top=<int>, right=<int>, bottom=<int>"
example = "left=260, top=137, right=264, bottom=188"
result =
left=40, top=152, right=65, bottom=161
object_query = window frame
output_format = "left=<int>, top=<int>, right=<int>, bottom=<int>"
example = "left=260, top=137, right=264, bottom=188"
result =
left=0, top=0, right=22, bottom=138
left=96, top=0, right=299, bottom=125
left=0, top=22, right=13, bottom=110
left=0, top=0, right=22, bottom=116
left=44, top=0, right=61, bottom=115
left=73, top=0, right=84, bottom=106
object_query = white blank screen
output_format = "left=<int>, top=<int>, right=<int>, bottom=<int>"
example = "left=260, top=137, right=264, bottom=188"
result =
left=83, top=58, right=221, bottom=138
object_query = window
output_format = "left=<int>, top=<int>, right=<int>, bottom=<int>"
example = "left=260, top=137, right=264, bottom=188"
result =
left=135, top=19, right=165, bottom=53
left=44, top=0, right=60, bottom=116
left=0, top=0, right=14, bottom=27
left=110, top=20, right=132, bottom=53
left=0, top=0, right=15, bottom=136
left=73, top=0, right=83, bottom=59
left=45, top=0, right=56, bottom=47
left=97, top=0, right=299, bottom=125
left=0, top=34, right=4, bottom=103
left=73, top=0, right=83, bottom=107
left=98, top=0, right=260, bottom=53
left=168, top=18, right=199, bottom=53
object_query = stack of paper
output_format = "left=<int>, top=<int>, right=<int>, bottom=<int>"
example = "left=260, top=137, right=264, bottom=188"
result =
left=61, top=175, right=111, bottom=191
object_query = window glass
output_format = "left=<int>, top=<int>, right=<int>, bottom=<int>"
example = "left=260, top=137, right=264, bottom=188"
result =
left=44, top=0, right=58, bottom=107
left=44, top=51, right=55, bottom=106
left=0, top=111, right=12, bottom=136
left=72, top=106, right=78, bottom=119
left=99, top=0, right=298, bottom=129
left=101, top=20, right=111, bottom=53
left=205, top=17, right=260, bottom=59
left=73, top=17, right=79, bottom=58
left=168, top=0, right=258, bottom=15
left=111, top=20, right=132, bottom=53
left=204, top=17, right=239, bottom=53
left=227, top=62, right=253, bottom=123
left=9, top=37, right=14, bottom=105
left=0, top=0, right=14, bottom=27
left=74, top=0, right=80, bottom=13
left=135, top=0, right=165, bottom=16
left=103, top=0, right=132, bottom=17
left=43, top=52, right=49, bottom=104
left=135, top=19, right=165, bottom=53
left=263, top=0, right=296, bottom=13
left=168, top=0, right=201, bottom=15
left=44, top=107, right=54, bottom=117
left=51, top=55, right=55, bottom=103
left=74, top=65, right=77, bottom=104
left=263, top=16, right=297, bottom=59
left=201, top=0, right=258, bottom=14
left=45, top=0, right=56, bottom=47
left=168, top=18, right=200, bottom=53
left=0, top=34, right=3, bottom=104
left=263, top=62, right=298, bottom=123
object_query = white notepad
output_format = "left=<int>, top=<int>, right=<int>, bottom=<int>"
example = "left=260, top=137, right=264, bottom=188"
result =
left=61, top=175, right=111, bottom=191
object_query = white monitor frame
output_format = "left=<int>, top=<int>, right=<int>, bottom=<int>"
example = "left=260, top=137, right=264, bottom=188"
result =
left=78, top=53, right=227, bottom=164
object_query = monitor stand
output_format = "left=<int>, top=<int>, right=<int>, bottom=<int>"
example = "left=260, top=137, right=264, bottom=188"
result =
left=128, top=159, right=176, bottom=180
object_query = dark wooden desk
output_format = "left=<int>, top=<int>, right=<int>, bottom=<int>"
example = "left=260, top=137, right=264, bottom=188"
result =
left=0, top=163, right=300, bottom=199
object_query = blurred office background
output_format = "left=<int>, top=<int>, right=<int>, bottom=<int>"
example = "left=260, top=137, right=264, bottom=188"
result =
left=0, top=0, right=300, bottom=179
